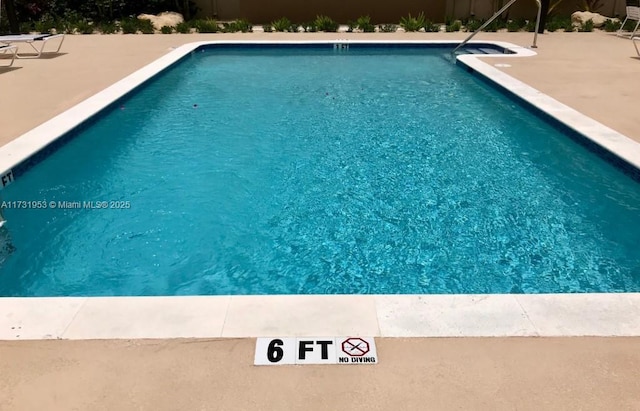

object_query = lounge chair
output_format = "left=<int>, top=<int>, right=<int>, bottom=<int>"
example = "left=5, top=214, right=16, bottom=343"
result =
left=618, top=0, right=640, bottom=38
left=633, top=35, right=640, bottom=56
left=0, top=34, right=65, bottom=58
left=0, top=45, right=17, bottom=67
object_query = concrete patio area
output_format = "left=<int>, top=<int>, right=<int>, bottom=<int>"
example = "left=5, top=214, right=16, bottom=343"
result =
left=0, top=31, right=639, bottom=410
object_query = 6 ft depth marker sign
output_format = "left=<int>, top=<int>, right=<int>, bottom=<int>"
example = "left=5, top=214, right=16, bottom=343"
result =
left=254, top=337, right=378, bottom=365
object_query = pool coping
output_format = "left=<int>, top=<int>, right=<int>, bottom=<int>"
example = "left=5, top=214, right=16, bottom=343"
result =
left=1, top=40, right=640, bottom=340
left=2, top=294, right=640, bottom=340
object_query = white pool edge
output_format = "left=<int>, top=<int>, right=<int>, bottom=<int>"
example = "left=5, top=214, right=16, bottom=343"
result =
left=1, top=40, right=640, bottom=340
left=2, top=294, right=640, bottom=340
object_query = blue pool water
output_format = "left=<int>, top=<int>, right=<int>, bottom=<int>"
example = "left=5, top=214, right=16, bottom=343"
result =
left=1, top=46, right=639, bottom=296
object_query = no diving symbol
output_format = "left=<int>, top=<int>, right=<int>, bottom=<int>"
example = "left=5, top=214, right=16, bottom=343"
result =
left=341, top=337, right=370, bottom=357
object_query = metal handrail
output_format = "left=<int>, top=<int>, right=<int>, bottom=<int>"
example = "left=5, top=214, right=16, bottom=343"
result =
left=451, top=0, right=542, bottom=55
left=532, top=0, right=542, bottom=48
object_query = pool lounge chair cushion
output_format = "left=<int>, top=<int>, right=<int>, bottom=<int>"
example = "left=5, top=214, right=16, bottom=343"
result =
left=0, top=34, right=65, bottom=59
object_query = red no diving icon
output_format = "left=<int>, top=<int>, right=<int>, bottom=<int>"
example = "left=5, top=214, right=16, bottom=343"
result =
left=341, top=337, right=370, bottom=357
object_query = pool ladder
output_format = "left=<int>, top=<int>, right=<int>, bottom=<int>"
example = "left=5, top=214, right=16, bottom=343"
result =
left=451, top=0, right=542, bottom=56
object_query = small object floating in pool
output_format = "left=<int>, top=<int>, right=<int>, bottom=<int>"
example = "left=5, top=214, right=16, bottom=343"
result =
left=120, top=105, right=125, bottom=110
left=193, top=104, right=198, bottom=108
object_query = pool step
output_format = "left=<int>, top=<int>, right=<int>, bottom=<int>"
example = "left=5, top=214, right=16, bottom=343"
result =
left=459, top=46, right=505, bottom=55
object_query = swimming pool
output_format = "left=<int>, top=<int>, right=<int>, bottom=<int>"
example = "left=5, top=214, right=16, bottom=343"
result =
left=0, top=41, right=639, bottom=297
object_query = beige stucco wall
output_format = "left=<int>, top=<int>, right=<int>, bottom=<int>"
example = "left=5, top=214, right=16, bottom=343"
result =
left=198, top=0, right=447, bottom=22
left=195, top=0, right=627, bottom=22
left=445, top=0, right=626, bottom=20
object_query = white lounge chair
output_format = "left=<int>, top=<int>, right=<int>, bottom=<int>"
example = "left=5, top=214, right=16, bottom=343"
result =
left=0, top=45, right=17, bottom=67
left=618, top=0, right=640, bottom=38
left=0, top=33, right=65, bottom=58
left=633, top=35, right=640, bottom=56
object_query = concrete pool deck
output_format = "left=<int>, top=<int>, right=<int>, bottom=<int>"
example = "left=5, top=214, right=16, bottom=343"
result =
left=1, top=31, right=640, bottom=409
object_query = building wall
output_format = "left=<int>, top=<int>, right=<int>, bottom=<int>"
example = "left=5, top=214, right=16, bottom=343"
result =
left=195, top=0, right=627, bottom=22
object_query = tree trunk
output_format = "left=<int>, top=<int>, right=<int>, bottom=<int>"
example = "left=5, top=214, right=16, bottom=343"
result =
left=538, top=0, right=550, bottom=33
left=3, top=0, right=20, bottom=33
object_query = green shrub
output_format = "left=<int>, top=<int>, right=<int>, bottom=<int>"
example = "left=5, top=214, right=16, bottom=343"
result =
left=579, top=19, right=594, bottom=32
left=271, top=17, right=298, bottom=33
left=560, top=18, right=574, bottom=32
left=53, top=19, right=70, bottom=34
left=271, top=17, right=293, bottom=32
left=193, top=19, right=219, bottom=33
left=462, top=17, right=506, bottom=32
left=138, top=19, right=155, bottom=34
left=603, top=19, right=622, bottom=32
left=423, top=20, right=440, bottom=32
left=543, top=16, right=560, bottom=32
left=262, top=23, right=273, bottom=32
left=524, top=19, right=537, bottom=32
left=34, top=16, right=56, bottom=34
left=176, top=21, right=191, bottom=33
left=545, top=21, right=558, bottom=32
left=464, top=18, right=482, bottom=32
left=623, top=18, right=638, bottom=31
left=446, top=21, right=462, bottom=32
left=302, top=22, right=317, bottom=32
left=378, top=24, right=397, bottom=32
left=506, top=19, right=522, bottom=32
left=98, top=21, right=119, bottom=34
left=11, top=0, right=198, bottom=26
left=235, top=18, right=254, bottom=32
left=313, top=15, right=339, bottom=32
left=400, top=12, right=426, bottom=32
left=75, top=19, right=94, bottom=34
left=485, top=18, right=506, bottom=32
left=160, top=25, right=174, bottom=34
left=356, top=15, right=376, bottom=32
left=223, top=19, right=253, bottom=32
left=120, top=17, right=139, bottom=34
left=19, top=21, right=34, bottom=33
